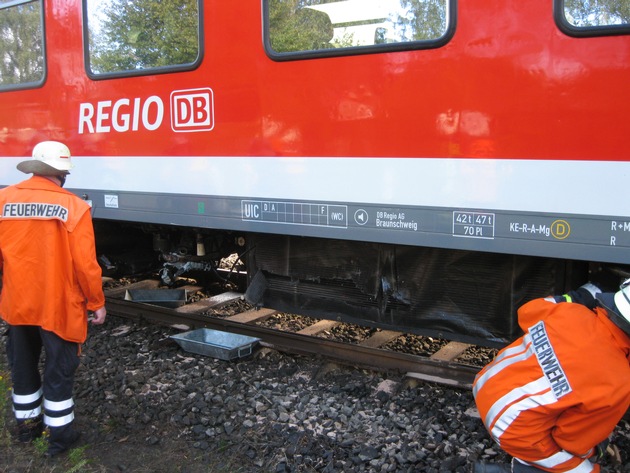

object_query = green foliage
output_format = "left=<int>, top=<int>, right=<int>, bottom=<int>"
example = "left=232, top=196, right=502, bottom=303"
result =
left=399, top=0, right=448, bottom=41
left=66, top=445, right=90, bottom=472
left=87, top=0, right=200, bottom=74
left=268, top=0, right=336, bottom=52
left=267, top=0, right=449, bottom=54
left=0, top=1, right=44, bottom=86
left=564, top=0, right=630, bottom=26
left=32, top=433, right=48, bottom=456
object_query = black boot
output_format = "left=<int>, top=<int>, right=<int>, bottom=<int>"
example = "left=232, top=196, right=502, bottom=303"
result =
left=46, top=424, right=81, bottom=457
left=16, top=417, right=43, bottom=443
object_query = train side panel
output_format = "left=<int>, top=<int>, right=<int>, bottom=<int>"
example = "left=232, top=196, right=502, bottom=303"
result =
left=1, top=0, right=628, bottom=345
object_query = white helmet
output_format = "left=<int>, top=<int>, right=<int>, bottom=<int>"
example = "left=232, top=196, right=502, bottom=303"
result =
left=612, top=279, right=630, bottom=334
left=17, top=141, right=73, bottom=176
left=596, top=278, right=630, bottom=337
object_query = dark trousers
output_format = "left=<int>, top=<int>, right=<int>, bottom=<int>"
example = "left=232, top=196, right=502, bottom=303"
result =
left=512, top=459, right=548, bottom=472
left=6, top=325, right=80, bottom=446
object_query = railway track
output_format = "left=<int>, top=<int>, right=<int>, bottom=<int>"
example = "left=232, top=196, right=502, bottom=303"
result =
left=103, top=279, right=483, bottom=390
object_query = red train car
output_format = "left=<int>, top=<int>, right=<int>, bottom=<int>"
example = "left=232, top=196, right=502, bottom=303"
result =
left=1, top=0, right=629, bottom=346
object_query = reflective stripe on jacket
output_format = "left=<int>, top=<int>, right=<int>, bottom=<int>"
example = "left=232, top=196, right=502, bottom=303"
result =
left=473, top=297, right=630, bottom=473
left=0, top=176, right=105, bottom=343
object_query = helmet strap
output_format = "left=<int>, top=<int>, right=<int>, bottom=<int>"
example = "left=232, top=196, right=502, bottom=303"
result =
left=58, top=174, right=67, bottom=188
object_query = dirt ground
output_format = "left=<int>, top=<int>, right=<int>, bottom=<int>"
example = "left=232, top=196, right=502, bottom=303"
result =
left=0, top=346, right=249, bottom=473
left=1, top=401, right=258, bottom=473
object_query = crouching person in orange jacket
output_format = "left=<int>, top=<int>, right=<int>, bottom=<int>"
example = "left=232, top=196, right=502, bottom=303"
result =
left=473, top=281, right=630, bottom=473
left=0, top=141, right=107, bottom=457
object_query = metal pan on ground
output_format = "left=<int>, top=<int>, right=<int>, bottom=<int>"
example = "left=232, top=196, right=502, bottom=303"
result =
left=170, top=328, right=261, bottom=361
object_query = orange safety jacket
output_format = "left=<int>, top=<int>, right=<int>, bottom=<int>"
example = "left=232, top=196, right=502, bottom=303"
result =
left=473, top=296, right=630, bottom=473
left=0, top=176, right=105, bottom=343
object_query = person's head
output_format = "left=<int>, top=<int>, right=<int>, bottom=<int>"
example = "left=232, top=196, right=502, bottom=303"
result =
left=17, top=141, right=73, bottom=187
left=598, top=278, right=630, bottom=337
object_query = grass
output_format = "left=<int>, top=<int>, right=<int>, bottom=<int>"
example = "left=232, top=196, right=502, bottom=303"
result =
left=0, top=371, right=11, bottom=445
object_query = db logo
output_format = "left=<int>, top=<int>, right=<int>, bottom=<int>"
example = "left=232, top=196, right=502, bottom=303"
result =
left=170, top=88, right=214, bottom=132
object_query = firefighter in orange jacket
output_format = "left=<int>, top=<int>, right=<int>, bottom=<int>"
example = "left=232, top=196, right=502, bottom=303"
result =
left=0, top=141, right=107, bottom=457
left=472, top=282, right=630, bottom=473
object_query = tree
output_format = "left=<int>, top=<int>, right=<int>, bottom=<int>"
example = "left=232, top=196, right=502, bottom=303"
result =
left=268, top=0, right=336, bottom=52
left=87, top=0, right=199, bottom=74
left=398, top=0, right=448, bottom=41
left=0, top=1, right=43, bottom=86
left=564, top=0, right=630, bottom=26
left=267, top=0, right=448, bottom=54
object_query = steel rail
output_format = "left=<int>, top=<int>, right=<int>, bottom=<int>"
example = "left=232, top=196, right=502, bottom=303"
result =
left=104, top=297, right=479, bottom=389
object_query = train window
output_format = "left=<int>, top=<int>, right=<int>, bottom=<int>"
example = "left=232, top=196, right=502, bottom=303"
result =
left=83, top=0, right=203, bottom=79
left=0, top=0, right=45, bottom=91
left=555, top=0, right=630, bottom=37
left=264, top=0, right=456, bottom=61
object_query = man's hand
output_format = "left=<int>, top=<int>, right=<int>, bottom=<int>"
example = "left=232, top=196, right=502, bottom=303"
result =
left=89, top=306, right=107, bottom=325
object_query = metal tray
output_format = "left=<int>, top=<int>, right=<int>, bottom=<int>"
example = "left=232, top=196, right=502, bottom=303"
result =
left=170, top=328, right=261, bottom=360
left=125, top=289, right=186, bottom=308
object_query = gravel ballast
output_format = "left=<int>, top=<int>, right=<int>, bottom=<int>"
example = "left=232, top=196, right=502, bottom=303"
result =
left=2, top=314, right=629, bottom=472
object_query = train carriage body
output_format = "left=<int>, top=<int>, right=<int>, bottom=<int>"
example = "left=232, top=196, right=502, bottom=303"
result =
left=1, top=0, right=629, bottom=346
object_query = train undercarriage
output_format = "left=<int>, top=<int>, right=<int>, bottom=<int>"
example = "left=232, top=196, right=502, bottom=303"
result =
left=94, top=220, right=628, bottom=348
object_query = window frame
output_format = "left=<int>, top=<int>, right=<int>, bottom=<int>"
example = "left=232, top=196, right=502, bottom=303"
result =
left=0, top=0, right=46, bottom=92
left=262, top=0, right=457, bottom=62
left=82, top=0, right=204, bottom=81
left=554, top=0, right=630, bottom=37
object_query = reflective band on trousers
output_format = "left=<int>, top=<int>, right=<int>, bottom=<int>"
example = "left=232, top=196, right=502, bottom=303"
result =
left=516, top=457, right=595, bottom=473
left=12, top=388, right=43, bottom=404
left=44, top=412, right=75, bottom=427
left=14, top=406, right=42, bottom=419
left=44, top=397, right=74, bottom=411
